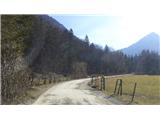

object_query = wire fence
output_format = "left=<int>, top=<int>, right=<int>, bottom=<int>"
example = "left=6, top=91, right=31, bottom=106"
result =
left=90, top=75, right=138, bottom=104
left=90, top=75, right=160, bottom=104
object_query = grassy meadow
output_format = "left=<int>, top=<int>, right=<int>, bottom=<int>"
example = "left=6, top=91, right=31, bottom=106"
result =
left=103, top=75, right=160, bottom=104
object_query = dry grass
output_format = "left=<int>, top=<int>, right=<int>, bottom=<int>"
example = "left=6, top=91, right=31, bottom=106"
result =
left=12, top=83, right=55, bottom=104
left=12, top=75, right=70, bottom=105
left=104, top=75, right=160, bottom=105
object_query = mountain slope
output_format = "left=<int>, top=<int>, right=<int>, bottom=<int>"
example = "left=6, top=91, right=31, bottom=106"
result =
left=121, top=32, right=160, bottom=56
left=1, top=15, right=105, bottom=103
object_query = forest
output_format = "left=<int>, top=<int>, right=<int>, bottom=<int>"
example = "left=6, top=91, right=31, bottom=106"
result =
left=1, top=15, right=160, bottom=104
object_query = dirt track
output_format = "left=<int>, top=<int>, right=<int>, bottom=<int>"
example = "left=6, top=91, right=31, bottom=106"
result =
left=33, top=78, right=116, bottom=105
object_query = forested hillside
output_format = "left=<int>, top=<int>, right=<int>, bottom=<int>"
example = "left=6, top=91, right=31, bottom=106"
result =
left=1, top=15, right=160, bottom=104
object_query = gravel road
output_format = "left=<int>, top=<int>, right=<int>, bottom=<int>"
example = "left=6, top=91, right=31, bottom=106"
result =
left=33, top=78, right=116, bottom=105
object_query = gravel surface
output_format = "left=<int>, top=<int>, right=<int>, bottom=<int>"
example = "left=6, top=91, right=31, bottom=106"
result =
left=33, top=78, right=116, bottom=105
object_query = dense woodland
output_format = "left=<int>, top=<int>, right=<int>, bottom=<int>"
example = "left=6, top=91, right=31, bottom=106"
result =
left=1, top=15, right=160, bottom=104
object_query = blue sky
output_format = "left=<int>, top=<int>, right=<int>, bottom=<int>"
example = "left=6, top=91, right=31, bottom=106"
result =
left=50, top=15, right=160, bottom=50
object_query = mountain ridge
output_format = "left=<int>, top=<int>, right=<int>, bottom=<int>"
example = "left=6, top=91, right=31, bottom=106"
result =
left=120, top=32, right=160, bottom=56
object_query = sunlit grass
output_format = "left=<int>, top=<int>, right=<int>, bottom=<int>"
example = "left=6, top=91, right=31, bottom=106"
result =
left=104, top=75, right=160, bottom=104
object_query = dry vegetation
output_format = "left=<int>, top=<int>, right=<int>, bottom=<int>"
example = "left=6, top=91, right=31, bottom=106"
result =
left=12, top=83, right=54, bottom=104
left=11, top=74, right=69, bottom=104
left=103, top=75, right=160, bottom=104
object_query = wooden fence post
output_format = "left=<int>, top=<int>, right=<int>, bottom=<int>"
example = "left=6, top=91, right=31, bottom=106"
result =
left=43, top=77, right=46, bottom=84
left=101, top=77, right=103, bottom=90
left=117, top=79, right=123, bottom=96
left=91, top=76, right=94, bottom=85
left=103, top=77, right=105, bottom=90
left=114, top=79, right=123, bottom=96
left=114, top=79, right=119, bottom=94
left=117, top=80, right=121, bottom=95
left=30, top=73, right=34, bottom=86
left=98, top=77, right=100, bottom=90
left=120, top=80, right=123, bottom=96
left=49, top=74, right=52, bottom=84
left=117, top=79, right=122, bottom=96
left=131, top=82, right=137, bottom=103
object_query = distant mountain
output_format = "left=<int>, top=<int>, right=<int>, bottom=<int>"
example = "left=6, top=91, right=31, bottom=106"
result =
left=121, top=32, right=160, bottom=56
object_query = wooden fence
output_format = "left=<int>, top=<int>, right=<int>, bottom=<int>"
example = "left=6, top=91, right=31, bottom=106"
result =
left=90, top=75, right=137, bottom=103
